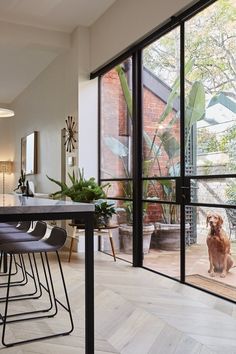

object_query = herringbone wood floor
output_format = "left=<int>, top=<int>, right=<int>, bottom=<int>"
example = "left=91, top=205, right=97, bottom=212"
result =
left=1, top=251, right=236, bottom=353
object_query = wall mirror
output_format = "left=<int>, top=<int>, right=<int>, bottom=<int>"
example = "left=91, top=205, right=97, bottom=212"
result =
left=21, top=131, right=38, bottom=175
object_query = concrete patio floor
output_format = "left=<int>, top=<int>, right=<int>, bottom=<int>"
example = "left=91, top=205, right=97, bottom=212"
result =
left=115, top=235, right=236, bottom=301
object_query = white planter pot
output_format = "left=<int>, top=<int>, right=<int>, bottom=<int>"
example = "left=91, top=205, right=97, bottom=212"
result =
left=119, top=223, right=154, bottom=254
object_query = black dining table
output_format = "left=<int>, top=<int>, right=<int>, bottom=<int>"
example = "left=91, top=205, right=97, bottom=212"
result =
left=0, top=194, right=95, bottom=354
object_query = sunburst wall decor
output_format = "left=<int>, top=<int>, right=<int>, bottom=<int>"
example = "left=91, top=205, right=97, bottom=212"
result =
left=64, top=116, right=77, bottom=152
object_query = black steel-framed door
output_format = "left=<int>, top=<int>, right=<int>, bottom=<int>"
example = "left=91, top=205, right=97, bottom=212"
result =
left=142, top=0, right=236, bottom=303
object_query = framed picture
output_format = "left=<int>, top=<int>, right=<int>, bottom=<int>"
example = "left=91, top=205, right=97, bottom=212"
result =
left=21, top=131, right=38, bottom=175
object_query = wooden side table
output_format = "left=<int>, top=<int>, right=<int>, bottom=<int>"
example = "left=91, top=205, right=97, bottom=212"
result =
left=68, top=223, right=118, bottom=262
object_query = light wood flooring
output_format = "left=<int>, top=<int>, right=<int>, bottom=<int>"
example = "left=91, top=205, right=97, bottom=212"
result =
left=1, top=251, right=236, bottom=353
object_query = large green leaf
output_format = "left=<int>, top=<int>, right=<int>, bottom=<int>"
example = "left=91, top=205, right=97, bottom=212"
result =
left=169, top=162, right=180, bottom=176
left=159, top=59, right=194, bottom=123
left=46, top=175, right=67, bottom=191
left=115, top=65, right=132, bottom=117
left=159, top=130, right=180, bottom=159
left=143, top=159, right=153, bottom=174
left=185, top=81, right=205, bottom=130
left=104, top=136, right=129, bottom=157
left=143, top=131, right=161, bottom=157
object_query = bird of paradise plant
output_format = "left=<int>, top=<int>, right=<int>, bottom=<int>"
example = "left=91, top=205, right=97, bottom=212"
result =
left=104, top=60, right=205, bottom=224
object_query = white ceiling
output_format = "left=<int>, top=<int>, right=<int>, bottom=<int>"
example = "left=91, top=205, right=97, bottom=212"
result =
left=0, top=0, right=116, bottom=31
left=0, top=0, right=116, bottom=103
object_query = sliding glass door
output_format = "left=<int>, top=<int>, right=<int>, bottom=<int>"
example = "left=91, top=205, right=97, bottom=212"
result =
left=98, top=0, right=236, bottom=301
left=142, top=0, right=236, bottom=301
left=184, top=0, right=236, bottom=301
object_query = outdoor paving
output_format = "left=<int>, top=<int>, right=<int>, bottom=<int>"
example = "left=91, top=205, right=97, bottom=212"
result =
left=116, top=231, right=236, bottom=299
left=144, top=242, right=236, bottom=287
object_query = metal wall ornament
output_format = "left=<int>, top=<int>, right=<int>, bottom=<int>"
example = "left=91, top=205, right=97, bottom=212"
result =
left=64, top=116, right=77, bottom=152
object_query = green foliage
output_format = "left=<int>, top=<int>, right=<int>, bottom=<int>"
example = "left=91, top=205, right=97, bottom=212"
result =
left=159, top=59, right=194, bottom=123
left=225, top=180, right=236, bottom=204
left=122, top=201, right=133, bottom=224
left=47, top=168, right=109, bottom=203
left=202, top=160, right=214, bottom=175
left=219, top=125, right=236, bottom=152
left=143, top=0, right=236, bottom=98
left=115, top=65, right=132, bottom=117
left=107, top=63, right=205, bottom=224
left=95, top=199, right=116, bottom=218
left=198, top=129, right=219, bottom=153
left=47, top=170, right=117, bottom=227
left=94, top=199, right=116, bottom=227
left=158, top=130, right=180, bottom=159
left=185, top=81, right=206, bottom=148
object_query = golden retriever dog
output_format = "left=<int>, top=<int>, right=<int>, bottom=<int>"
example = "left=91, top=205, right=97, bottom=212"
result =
left=206, top=212, right=234, bottom=278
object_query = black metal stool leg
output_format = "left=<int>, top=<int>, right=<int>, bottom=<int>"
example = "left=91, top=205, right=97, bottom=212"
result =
left=0, top=226, right=74, bottom=347
left=2, top=254, right=13, bottom=347
left=3, top=253, right=7, bottom=273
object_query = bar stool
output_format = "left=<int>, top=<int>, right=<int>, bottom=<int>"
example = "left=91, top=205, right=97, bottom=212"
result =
left=0, top=226, right=74, bottom=347
left=0, top=221, right=32, bottom=235
left=0, top=221, right=33, bottom=274
left=0, top=221, right=46, bottom=244
left=0, top=221, right=47, bottom=296
left=0, top=222, right=18, bottom=228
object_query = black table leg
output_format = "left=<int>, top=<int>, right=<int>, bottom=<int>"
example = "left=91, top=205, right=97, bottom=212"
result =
left=3, top=252, right=7, bottom=273
left=85, top=213, right=94, bottom=354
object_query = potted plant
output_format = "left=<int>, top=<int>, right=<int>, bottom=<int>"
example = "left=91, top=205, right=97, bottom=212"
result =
left=103, top=131, right=155, bottom=254
left=47, top=168, right=108, bottom=202
left=47, top=168, right=115, bottom=226
left=117, top=200, right=155, bottom=254
left=104, top=62, right=205, bottom=252
left=94, top=199, right=116, bottom=228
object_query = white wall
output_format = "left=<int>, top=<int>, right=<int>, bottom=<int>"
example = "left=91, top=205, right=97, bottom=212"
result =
left=79, top=78, right=98, bottom=180
left=11, top=32, right=79, bottom=194
left=90, top=0, right=194, bottom=71
left=77, top=26, right=98, bottom=180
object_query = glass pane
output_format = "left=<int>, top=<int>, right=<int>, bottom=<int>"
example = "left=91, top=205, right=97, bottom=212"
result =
left=100, top=58, right=133, bottom=179
left=185, top=0, right=236, bottom=176
left=100, top=199, right=133, bottom=263
left=143, top=202, right=181, bottom=279
left=143, top=179, right=176, bottom=202
left=142, top=27, right=180, bottom=178
left=101, top=180, right=132, bottom=199
left=191, top=178, right=236, bottom=205
left=117, top=199, right=133, bottom=262
left=185, top=205, right=236, bottom=301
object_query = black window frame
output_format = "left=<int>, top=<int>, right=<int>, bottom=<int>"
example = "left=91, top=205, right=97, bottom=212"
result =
left=91, top=0, right=236, bottom=304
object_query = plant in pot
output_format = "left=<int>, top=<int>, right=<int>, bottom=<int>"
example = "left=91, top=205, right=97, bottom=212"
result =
left=117, top=200, right=155, bottom=254
left=47, top=168, right=115, bottom=227
left=104, top=61, right=205, bottom=252
left=94, top=199, right=116, bottom=228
